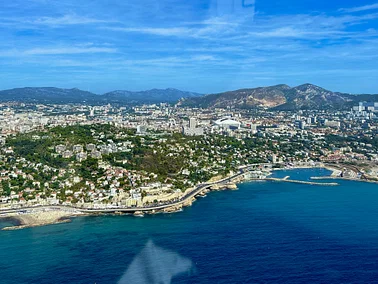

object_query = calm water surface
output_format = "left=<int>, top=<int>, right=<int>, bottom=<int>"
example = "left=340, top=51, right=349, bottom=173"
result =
left=1, top=168, right=378, bottom=283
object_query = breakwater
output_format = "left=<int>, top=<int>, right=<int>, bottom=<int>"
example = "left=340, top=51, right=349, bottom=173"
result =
left=266, top=177, right=339, bottom=186
left=311, top=176, right=378, bottom=184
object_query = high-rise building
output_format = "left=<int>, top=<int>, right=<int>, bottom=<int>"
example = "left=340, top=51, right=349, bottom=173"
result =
left=189, top=118, right=197, bottom=129
left=183, top=117, right=204, bottom=136
left=299, top=120, right=306, bottom=130
left=270, top=154, right=278, bottom=164
left=250, top=124, right=257, bottom=134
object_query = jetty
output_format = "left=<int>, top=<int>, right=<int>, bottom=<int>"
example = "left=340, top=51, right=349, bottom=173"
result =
left=311, top=176, right=339, bottom=180
left=266, top=177, right=339, bottom=186
left=311, top=176, right=378, bottom=184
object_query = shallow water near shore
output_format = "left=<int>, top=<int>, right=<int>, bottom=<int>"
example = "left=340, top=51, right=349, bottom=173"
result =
left=2, top=168, right=378, bottom=283
left=0, top=217, right=21, bottom=229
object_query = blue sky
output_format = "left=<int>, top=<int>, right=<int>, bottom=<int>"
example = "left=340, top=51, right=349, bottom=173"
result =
left=1, top=0, right=378, bottom=94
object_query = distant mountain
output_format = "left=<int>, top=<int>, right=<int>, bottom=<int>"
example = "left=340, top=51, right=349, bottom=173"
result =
left=0, top=87, right=202, bottom=104
left=1, top=85, right=377, bottom=109
left=0, top=87, right=97, bottom=103
left=103, top=88, right=202, bottom=103
left=274, top=84, right=352, bottom=110
left=178, top=84, right=378, bottom=110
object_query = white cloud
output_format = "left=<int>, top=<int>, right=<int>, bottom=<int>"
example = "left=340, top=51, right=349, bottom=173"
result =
left=103, top=16, right=239, bottom=39
left=107, top=27, right=192, bottom=37
left=0, top=47, right=117, bottom=57
left=339, top=3, right=378, bottom=13
left=0, top=14, right=114, bottom=27
left=32, top=14, right=113, bottom=26
left=186, top=46, right=243, bottom=52
left=24, top=47, right=117, bottom=55
left=103, top=11, right=378, bottom=42
left=190, top=55, right=218, bottom=61
left=248, top=27, right=354, bottom=39
left=1, top=2, right=378, bottom=89
left=182, top=17, right=240, bottom=26
left=238, top=12, right=378, bottom=41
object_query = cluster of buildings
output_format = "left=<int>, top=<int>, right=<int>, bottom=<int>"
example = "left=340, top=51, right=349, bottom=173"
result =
left=0, top=100, right=377, bottom=209
left=352, top=102, right=378, bottom=113
left=55, top=141, right=133, bottom=161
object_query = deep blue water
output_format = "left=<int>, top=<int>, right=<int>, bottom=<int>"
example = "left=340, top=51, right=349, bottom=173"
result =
left=2, top=168, right=378, bottom=283
left=270, top=167, right=331, bottom=180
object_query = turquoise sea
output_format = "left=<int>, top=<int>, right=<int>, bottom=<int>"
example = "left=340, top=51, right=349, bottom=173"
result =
left=2, top=168, right=378, bottom=283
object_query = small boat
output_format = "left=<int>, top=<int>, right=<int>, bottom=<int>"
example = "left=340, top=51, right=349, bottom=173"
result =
left=133, top=211, right=145, bottom=217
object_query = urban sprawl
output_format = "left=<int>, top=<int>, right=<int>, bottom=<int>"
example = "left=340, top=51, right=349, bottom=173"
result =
left=0, top=101, right=378, bottom=216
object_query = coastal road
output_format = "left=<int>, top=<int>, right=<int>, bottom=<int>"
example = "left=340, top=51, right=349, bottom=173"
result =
left=0, top=163, right=335, bottom=216
left=0, top=171, right=245, bottom=215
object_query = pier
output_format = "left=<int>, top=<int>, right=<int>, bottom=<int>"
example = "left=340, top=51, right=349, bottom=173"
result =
left=311, top=176, right=339, bottom=180
left=311, top=176, right=378, bottom=184
left=265, top=177, right=339, bottom=186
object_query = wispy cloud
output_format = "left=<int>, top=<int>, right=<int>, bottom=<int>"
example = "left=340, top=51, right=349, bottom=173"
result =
left=248, top=27, right=354, bottom=39
left=103, top=16, right=239, bottom=39
left=25, top=47, right=117, bottom=55
left=106, top=27, right=192, bottom=37
left=0, top=14, right=114, bottom=28
left=190, top=55, right=218, bottom=61
left=1, top=0, right=378, bottom=93
left=104, top=12, right=378, bottom=42
left=339, top=3, right=378, bottom=13
left=0, top=46, right=117, bottom=57
left=32, top=14, right=115, bottom=26
left=238, top=12, right=378, bottom=41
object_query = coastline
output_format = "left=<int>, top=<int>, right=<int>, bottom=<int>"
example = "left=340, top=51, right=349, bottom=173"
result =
left=321, top=165, right=378, bottom=184
left=322, top=165, right=343, bottom=177
left=0, top=210, right=84, bottom=231
left=0, top=164, right=371, bottom=230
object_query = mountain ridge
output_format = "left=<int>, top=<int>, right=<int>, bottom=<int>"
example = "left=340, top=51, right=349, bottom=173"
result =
left=0, top=84, right=377, bottom=109
left=0, top=87, right=202, bottom=104
left=179, top=83, right=378, bottom=110
left=103, top=88, right=202, bottom=103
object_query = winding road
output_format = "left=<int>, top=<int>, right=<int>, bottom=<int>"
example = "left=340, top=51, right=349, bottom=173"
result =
left=0, top=171, right=245, bottom=215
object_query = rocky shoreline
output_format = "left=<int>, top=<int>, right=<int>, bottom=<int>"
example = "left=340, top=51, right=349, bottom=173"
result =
left=0, top=210, right=83, bottom=231
left=0, top=166, right=342, bottom=231
left=133, top=182, right=240, bottom=216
